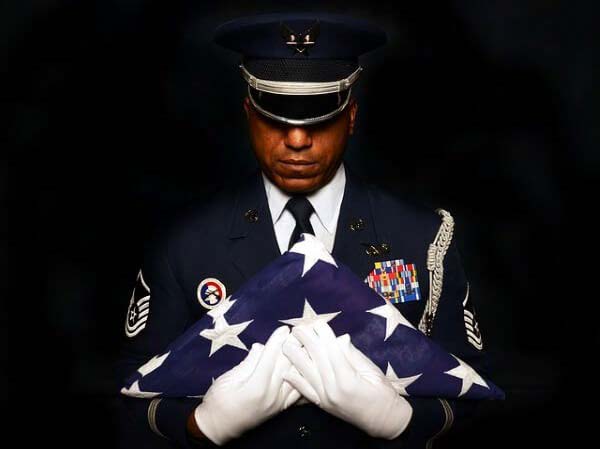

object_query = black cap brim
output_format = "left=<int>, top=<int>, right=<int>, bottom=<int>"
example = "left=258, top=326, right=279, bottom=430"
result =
left=248, top=86, right=352, bottom=125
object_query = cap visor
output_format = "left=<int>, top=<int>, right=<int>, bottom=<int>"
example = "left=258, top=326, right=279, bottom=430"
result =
left=248, top=86, right=351, bottom=125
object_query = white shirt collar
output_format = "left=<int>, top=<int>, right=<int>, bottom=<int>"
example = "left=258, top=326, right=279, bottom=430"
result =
left=262, top=163, right=346, bottom=234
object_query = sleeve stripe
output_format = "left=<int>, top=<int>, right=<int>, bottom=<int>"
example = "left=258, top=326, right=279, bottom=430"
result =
left=466, top=329, right=481, bottom=341
left=147, top=398, right=168, bottom=439
left=138, top=302, right=150, bottom=312
left=126, top=317, right=148, bottom=333
left=125, top=320, right=147, bottom=338
left=426, top=398, right=454, bottom=449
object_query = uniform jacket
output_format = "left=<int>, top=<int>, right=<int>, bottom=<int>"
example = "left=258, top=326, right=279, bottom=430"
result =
left=116, top=166, right=489, bottom=449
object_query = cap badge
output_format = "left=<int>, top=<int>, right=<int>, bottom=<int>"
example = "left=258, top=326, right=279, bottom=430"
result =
left=280, top=21, right=320, bottom=55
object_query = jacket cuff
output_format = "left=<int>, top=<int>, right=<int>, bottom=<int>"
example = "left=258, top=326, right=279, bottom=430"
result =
left=153, top=398, right=202, bottom=447
left=400, top=397, right=453, bottom=448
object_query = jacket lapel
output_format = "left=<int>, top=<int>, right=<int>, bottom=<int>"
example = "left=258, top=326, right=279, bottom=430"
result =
left=228, top=170, right=281, bottom=280
left=332, top=168, right=382, bottom=280
left=228, top=166, right=384, bottom=282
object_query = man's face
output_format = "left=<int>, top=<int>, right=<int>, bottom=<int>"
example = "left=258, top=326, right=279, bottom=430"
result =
left=244, top=97, right=357, bottom=194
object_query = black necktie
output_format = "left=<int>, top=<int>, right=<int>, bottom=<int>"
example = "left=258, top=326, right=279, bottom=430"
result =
left=286, top=196, right=315, bottom=250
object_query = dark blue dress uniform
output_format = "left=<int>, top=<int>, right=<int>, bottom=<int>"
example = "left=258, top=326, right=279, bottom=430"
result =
left=116, top=167, right=490, bottom=448
left=116, top=13, right=491, bottom=449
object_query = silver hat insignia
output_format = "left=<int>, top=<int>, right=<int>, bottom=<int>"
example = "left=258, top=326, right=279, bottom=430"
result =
left=280, top=21, right=320, bottom=55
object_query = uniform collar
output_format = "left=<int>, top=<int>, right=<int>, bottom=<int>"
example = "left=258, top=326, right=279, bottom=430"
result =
left=227, top=165, right=382, bottom=281
left=261, top=162, right=346, bottom=234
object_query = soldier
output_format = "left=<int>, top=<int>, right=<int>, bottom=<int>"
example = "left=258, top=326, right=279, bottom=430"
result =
left=117, top=13, right=489, bottom=448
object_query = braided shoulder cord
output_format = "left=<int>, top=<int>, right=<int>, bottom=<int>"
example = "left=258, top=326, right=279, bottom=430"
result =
left=418, top=209, right=455, bottom=336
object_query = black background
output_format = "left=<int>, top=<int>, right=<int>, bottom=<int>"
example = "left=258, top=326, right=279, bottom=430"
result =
left=4, top=1, right=597, bottom=447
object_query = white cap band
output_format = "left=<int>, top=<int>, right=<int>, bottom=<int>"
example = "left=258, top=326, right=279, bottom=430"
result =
left=240, top=64, right=362, bottom=96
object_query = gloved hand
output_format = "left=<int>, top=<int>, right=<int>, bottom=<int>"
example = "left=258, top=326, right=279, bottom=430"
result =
left=282, top=321, right=413, bottom=440
left=193, top=325, right=301, bottom=445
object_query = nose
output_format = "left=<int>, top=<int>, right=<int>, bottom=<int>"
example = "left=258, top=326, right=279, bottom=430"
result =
left=284, top=126, right=312, bottom=151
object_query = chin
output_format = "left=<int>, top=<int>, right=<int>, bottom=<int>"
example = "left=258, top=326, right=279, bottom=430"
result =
left=275, top=176, right=322, bottom=194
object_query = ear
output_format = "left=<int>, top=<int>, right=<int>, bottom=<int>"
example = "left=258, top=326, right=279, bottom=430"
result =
left=243, top=96, right=251, bottom=119
left=348, top=99, right=358, bottom=135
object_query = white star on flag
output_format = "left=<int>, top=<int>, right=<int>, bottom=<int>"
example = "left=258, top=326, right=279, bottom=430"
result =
left=280, top=298, right=341, bottom=328
left=444, top=355, right=489, bottom=397
left=207, top=295, right=237, bottom=323
left=120, top=380, right=161, bottom=398
left=200, top=316, right=254, bottom=357
left=137, top=351, right=171, bottom=377
left=367, top=300, right=415, bottom=340
left=385, top=362, right=422, bottom=396
left=289, top=233, right=338, bottom=276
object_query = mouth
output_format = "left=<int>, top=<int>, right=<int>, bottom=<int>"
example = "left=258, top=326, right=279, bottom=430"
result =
left=279, top=159, right=316, bottom=166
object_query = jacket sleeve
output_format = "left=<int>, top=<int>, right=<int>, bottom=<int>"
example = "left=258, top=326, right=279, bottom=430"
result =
left=115, top=236, right=201, bottom=448
left=377, top=229, right=493, bottom=448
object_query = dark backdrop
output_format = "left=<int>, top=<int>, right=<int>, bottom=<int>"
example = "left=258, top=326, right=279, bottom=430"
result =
left=4, top=1, right=597, bottom=447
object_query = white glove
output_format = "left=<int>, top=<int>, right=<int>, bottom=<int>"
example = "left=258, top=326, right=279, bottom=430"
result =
left=194, top=325, right=301, bottom=445
left=282, top=321, right=413, bottom=440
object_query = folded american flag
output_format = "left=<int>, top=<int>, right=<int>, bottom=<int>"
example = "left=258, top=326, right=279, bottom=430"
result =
left=122, top=234, right=504, bottom=400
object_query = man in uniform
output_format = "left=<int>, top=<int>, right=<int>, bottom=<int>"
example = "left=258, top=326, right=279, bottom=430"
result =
left=117, top=13, right=490, bottom=449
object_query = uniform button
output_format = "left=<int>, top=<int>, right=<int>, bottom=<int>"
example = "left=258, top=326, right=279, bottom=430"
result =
left=298, top=425, right=311, bottom=438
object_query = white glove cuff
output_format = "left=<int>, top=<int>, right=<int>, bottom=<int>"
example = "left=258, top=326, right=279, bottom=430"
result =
left=193, top=403, right=237, bottom=446
left=381, top=396, right=414, bottom=440
left=367, top=395, right=413, bottom=440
